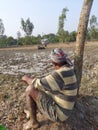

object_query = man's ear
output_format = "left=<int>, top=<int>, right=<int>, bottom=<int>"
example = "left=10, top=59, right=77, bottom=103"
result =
left=53, top=62, right=58, bottom=66
left=52, top=61, right=58, bottom=66
left=56, top=63, right=58, bottom=66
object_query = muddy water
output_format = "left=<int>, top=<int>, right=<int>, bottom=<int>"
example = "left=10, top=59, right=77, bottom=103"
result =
left=0, top=49, right=53, bottom=76
left=0, top=44, right=98, bottom=130
left=1, top=44, right=97, bottom=76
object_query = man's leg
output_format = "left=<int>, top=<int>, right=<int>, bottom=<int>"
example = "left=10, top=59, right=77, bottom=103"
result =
left=25, top=85, right=40, bottom=129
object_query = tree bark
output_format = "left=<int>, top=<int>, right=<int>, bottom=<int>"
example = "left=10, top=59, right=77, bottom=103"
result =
left=74, top=0, right=94, bottom=95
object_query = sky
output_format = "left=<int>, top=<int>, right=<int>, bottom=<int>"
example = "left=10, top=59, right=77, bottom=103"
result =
left=0, top=0, right=98, bottom=38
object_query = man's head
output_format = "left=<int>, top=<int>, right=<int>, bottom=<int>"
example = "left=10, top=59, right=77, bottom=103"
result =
left=50, top=48, right=73, bottom=67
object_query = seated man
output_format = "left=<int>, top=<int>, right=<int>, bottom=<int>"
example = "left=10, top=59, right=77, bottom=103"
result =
left=22, top=48, right=77, bottom=129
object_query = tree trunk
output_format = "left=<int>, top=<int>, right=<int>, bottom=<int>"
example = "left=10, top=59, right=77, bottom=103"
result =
left=74, top=0, right=94, bottom=95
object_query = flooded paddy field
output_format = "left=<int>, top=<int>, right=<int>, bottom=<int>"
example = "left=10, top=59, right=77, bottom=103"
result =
left=0, top=48, right=51, bottom=76
left=0, top=44, right=76, bottom=77
left=0, top=42, right=98, bottom=76
left=0, top=42, right=98, bottom=130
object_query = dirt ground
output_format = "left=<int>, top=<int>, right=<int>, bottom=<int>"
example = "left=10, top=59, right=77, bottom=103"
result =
left=0, top=42, right=98, bottom=130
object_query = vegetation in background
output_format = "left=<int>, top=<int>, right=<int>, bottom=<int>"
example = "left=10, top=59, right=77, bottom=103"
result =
left=0, top=8, right=98, bottom=48
left=87, top=15, right=98, bottom=40
left=21, top=18, right=34, bottom=36
left=0, top=19, right=5, bottom=36
left=57, top=8, right=69, bottom=42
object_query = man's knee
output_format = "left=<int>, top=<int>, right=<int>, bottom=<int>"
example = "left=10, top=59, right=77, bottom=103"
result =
left=25, top=85, right=39, bottom=101
left=25, top=85, right=33, bottom=94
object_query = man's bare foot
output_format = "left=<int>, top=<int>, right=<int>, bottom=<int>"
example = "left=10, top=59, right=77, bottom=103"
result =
left=33, top=121, right=40, bottom=129
left=24, top=109, right=30, bottom=119
left=24, top=109, right=39, bottom=119
left=23, top=120, right=40, bottom=130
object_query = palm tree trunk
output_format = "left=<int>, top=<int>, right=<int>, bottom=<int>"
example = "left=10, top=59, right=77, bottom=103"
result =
left=74, top=0, right=94, bottom=95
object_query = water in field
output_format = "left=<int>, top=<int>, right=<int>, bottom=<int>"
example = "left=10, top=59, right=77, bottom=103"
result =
left=0, top=49, right=52, bottom=75
left=0, top=44, right=97, bottom=76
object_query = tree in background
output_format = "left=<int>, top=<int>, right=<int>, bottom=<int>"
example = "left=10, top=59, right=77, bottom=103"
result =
left=21, top=18, right=34, bottom=36
left=0, top=19, right=5, bottom=36
left=17, top=31, right=23, bottom=45
left=0, top=35, right=7, bottom=47
left=74, top=0, right=94, bottom=95
left=41, top=33, right=59, bottom=43
left=63, top=31, right=69, bottom=42
left=88, top=15, right=98, bottom=40
left=68, top=31, right=76, bottom=42
left=17, top=31, right=21, bottom=39
left=57, top=8, right=69, bottom=42
left=47, top=33, right=59, bottom=43
left=6, top=36, right=17, bottom=46
left=90, top=15, right=98, bottom=29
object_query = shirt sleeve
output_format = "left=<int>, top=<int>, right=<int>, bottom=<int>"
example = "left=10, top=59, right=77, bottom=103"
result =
left=32, top=78, right=44, bottom=90
left=32, top=74, right=52, bottom=91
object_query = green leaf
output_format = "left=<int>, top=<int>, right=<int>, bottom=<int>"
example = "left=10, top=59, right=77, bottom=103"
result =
left=0, top=124, right=6, bottom=130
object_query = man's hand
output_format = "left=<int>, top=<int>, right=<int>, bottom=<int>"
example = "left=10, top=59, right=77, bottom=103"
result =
left=22, top=75, right=29, bottom=82
left=22, top=75, right=33, bottom=85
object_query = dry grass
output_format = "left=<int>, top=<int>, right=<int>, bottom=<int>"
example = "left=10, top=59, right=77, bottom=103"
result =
left=0, top=41, right=98, bottom=51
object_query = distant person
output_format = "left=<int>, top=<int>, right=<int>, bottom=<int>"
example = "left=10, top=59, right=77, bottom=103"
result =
left=22, top=48, right=77, bottom=129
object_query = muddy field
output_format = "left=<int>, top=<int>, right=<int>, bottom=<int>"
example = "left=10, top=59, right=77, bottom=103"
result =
left=0, top=43, right=75, bottom=76
left=0, top=42, right=98, bottom=130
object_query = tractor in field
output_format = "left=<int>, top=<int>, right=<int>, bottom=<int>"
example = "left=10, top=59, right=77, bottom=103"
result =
left=38, top=38, right=50, bottom=49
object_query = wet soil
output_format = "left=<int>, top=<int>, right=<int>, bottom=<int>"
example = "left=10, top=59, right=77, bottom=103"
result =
left=0, top=42, right=98, bottom=130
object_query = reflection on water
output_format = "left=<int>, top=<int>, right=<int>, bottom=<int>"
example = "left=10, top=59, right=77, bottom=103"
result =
left=0, top=49, right=77, bottom=75
left=18, top=66, right=43, bottom=73
left=0, top=50, right=51, bottom=75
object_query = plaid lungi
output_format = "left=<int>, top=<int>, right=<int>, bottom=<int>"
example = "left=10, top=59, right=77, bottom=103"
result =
left=36, top=91, right=58, bottom=122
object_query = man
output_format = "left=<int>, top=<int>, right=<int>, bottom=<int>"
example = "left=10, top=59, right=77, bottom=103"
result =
left=22, top=48, right=77, bottom=129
